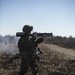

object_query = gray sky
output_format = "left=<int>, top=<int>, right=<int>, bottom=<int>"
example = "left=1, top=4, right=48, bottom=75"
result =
left=0, top=0, right=75, bottom=37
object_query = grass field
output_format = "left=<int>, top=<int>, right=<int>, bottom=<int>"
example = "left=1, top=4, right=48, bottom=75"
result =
left=0, top=43, right=75, bottom=75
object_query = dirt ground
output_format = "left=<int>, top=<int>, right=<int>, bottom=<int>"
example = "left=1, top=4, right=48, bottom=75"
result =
left=45, top=44, right=75, bottom=59
left=0, top=43, right=75, bottom=75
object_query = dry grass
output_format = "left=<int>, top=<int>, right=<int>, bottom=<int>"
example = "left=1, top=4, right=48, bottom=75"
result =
left=0, top=44, right=75, bottom=75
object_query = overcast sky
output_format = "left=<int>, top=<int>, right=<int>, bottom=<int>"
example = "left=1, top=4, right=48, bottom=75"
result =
left=0, top=0, right=75, bottom=37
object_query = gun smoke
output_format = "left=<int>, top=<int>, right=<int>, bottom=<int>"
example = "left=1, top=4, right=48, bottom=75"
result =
left=0, top=35, right=19, bottom=55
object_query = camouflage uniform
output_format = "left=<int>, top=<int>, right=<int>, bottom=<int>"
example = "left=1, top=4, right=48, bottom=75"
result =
left=18, top=25, right=38, bottom=75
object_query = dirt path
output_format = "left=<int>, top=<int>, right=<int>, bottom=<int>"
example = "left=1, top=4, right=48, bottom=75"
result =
left=45, top=44, right=75, bottom=59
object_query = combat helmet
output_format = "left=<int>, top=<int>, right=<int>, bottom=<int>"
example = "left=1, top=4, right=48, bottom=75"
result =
left=22, top=25, right=33, bottom=32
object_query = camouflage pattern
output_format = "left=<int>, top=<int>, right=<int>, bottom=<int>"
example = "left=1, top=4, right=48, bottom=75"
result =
left=17, top=25, right=43, bottom=75
left=18, top=36, right=35, bottom=52
left=18, top=35, right=38, bottom=75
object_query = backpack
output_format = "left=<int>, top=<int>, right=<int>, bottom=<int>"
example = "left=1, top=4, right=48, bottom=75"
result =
left=18, top=36, right=35, bottom=53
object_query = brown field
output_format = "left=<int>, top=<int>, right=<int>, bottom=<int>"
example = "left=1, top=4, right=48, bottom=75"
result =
left=0, top=43, right=75, bottom=75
